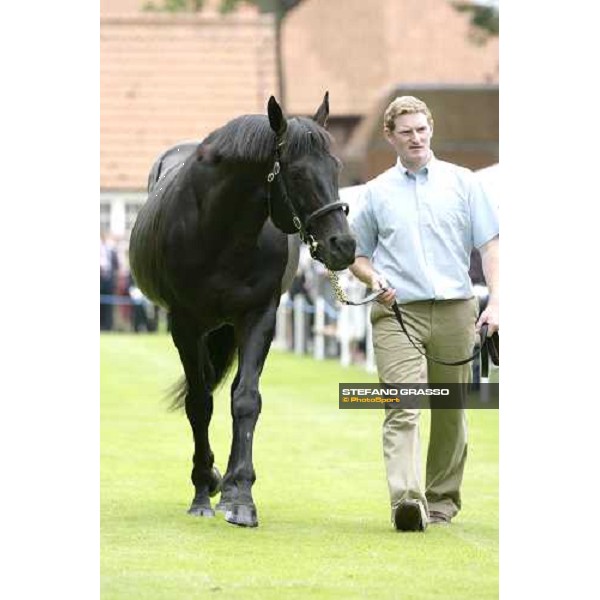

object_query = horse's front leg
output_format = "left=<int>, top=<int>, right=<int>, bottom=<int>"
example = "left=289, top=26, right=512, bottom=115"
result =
left=219, top=299, right=278, bottom=527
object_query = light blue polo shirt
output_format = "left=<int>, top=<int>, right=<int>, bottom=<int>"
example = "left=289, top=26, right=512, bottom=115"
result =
left=351, top=155, right=499, bottom=304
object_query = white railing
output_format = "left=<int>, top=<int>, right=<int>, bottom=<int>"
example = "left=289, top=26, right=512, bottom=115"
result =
left=273, top=292, right=376, bottom=372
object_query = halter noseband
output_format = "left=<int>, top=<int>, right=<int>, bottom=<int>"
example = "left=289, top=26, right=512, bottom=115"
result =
left=266, top=132, right=349, bottom=259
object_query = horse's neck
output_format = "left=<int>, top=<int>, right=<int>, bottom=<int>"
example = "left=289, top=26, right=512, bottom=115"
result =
left=200, top=167, right=270, bottom=246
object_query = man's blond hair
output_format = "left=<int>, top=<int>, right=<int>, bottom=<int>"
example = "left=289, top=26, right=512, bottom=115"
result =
left=383, top=96, right=433, bottom=132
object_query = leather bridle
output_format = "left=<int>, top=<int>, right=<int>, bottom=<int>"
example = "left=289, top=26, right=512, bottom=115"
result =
left=266, top=131, right=349, bottom=260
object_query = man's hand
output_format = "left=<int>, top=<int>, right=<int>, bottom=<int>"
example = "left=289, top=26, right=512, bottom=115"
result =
left=478, top=235, right=499, bottom=336
left=476, top=299, right=498, bottom=336
left=350, top=256, right=397, bottom=307
left=370, top=273, right=396, bottom=307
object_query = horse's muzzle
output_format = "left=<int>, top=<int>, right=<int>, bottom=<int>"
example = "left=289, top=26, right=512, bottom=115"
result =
left=319, top=234, right=356, bottom=271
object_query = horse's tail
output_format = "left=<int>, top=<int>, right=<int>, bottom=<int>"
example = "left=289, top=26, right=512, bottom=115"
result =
left=169, top=324, right=238, bottom=411
left=168, top=377, right=189, bottom=412
left=206, top=324, right=238, bottom=392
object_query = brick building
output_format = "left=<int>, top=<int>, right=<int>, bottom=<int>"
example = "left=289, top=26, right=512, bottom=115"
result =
left=100, top=0, right=498, bottom=238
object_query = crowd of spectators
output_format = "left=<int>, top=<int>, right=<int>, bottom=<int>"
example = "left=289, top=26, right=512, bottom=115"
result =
left=100, top=230, right=161, bottom=333
left=100, top=230, right=486, bottom=367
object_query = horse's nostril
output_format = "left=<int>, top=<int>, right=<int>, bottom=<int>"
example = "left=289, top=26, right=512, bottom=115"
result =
left=331, top=235, right=355, bottom=252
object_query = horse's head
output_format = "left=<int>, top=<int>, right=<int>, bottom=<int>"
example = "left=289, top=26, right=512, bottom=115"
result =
left=266, top=93, right=356, bottom=271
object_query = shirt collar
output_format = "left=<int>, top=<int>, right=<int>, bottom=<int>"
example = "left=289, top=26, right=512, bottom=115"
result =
left=396, top=152, right=436, bottom=177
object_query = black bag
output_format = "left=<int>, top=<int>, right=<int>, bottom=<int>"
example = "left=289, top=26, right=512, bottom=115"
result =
left=485, top=331, right=499, bottom=366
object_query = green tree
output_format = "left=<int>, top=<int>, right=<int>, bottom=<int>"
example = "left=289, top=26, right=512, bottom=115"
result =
left=453, top=0, right=499, bottom=45
left=143, top=0, right=303, bottom=110
left=144, top=0, right=205, bottom=10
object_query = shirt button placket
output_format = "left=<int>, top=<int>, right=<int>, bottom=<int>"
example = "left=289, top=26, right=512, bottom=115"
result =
left=417, top=171, right=435, bottom=298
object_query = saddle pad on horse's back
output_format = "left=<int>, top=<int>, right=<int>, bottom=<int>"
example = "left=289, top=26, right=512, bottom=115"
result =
left=148, top=140, right=203, bottom=192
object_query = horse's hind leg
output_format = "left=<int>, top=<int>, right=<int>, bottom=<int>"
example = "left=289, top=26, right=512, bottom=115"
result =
left=170, top=312, right=218, bottom=517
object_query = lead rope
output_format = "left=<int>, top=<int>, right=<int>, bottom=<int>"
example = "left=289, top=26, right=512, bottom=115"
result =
left=328, top=270, right=348, bottom=302
left=327, top=270, right=487, bottom=366
left=328, top=270, right=384, bottom=306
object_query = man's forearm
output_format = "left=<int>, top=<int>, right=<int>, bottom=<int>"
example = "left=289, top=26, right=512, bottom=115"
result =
left=350, top=256, right=396, bottom=306
left=480, top=236, right=499, bottom=304
left=349, top=256, right=378, bottom=288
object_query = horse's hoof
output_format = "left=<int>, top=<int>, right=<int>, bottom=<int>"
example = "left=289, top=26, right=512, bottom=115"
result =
left=187, top=504, right=215, bottom=518
left=209, top=466, right=222, bottom=498
left=225, top=504, right=258, bottom=527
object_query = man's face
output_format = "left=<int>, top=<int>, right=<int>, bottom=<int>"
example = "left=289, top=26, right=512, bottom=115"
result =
left=384, top=112, right=433, bottom=169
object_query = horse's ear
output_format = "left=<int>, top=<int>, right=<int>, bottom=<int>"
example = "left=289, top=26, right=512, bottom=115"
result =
left=312, top=91, right=329, bottom=128
left=268, top=96, right=288, bottom=138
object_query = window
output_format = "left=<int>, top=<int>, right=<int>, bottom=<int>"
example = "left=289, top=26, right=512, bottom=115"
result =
left=125, top=202, right=142, bottom=234
left=100, top=202, right=111, bottom=233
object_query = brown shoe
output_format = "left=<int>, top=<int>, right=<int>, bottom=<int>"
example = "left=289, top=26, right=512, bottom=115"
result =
left=392, top=499, right=427, bottom=531
left=428, top=510, right=451, bottom=525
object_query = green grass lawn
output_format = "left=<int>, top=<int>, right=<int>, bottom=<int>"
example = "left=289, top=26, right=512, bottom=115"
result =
left=101, top=333, right=498, bottom=600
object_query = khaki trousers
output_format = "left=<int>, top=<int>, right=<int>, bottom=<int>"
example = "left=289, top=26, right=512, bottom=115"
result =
left=371, top=298, right=479, bottom=519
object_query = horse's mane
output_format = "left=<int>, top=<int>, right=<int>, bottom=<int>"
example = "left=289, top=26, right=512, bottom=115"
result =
left=204, top=115, right=333, bottom=163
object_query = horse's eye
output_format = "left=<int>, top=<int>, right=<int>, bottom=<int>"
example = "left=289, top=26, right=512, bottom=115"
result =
left=288, top=169, right=304, bottom=182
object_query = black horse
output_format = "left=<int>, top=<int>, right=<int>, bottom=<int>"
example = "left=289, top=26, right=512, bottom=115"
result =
left=129, top=93, right=356, bottom=527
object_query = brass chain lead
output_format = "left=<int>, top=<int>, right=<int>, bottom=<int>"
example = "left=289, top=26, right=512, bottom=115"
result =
left=328, top=270, right=349, bottom=304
